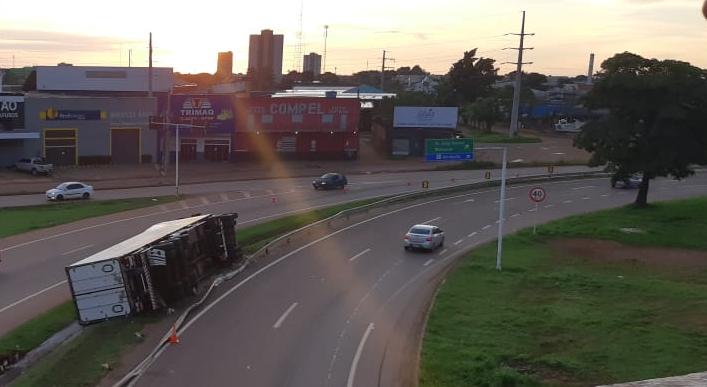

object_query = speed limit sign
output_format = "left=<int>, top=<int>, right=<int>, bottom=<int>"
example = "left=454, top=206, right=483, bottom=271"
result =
left=529, top=187, right=546, bottom=203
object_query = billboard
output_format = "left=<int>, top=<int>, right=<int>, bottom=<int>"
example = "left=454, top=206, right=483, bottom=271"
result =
left=0, top=95, right=24, bottom=130
left=170, top=94, right=234, bottom=133
left=393, top=106, right=458, bottom=129
left=244, top=98, right=359, bottom=133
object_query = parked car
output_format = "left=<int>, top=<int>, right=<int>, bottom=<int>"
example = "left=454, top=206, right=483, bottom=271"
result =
left=611, top=174, right=642, bottom=189
left=404, top=224, right=445, bottom=251
left=15, top=157, right=53, bottom=175
left=46, top=182, right=94, bottom=201
left=312, top=173, right=348, bottom=190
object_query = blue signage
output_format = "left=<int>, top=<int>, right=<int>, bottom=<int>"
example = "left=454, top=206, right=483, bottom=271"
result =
left=170, top=95, right=234, bottom=133
left=425, top=153, right=474, bottom=161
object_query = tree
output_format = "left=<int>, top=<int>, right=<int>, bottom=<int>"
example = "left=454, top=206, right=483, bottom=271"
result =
left=320, top=72, right=340, bottom=85
left=446, top=49, right=498, bottom=105
left=463, top=97, right=501, bottom=132
left=575, top=52, right=707, bottom=207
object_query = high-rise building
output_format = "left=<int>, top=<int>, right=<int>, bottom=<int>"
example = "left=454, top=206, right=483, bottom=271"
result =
left=247, top=29, right=284, bottom=79
left=216, top=51, right=233, bottom=78
left=303, top=53, right=322, bottom=77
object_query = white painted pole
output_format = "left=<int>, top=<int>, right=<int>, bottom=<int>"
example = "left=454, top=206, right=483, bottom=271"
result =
left=175, top=124, right=180, bottom=197
left=533, top=202, right=538, bottom=234
left=496, top=147, right=507, bottom=271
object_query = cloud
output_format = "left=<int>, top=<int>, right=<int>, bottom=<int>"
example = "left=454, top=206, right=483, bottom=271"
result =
left=0, top=29, right=138, bottom=52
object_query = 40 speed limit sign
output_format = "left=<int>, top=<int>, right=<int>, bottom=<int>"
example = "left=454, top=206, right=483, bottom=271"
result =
left=528, top=187, right=547, bottom=203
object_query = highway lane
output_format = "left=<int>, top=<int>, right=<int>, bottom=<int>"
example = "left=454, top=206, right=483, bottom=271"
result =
left=133, top=173, right=707, bottom=387
left=0, top=166, right=594, bottom=208
left=0, top=166, right=593, bottom=336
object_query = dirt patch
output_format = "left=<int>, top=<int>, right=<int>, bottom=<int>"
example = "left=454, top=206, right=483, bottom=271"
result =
left=549, top=238, right=707, bottom=270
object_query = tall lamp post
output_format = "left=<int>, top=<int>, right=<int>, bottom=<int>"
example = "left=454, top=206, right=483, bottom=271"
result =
left=151, top=122, right=206, bottom=197
left=476, top=146, right=508, bottom=271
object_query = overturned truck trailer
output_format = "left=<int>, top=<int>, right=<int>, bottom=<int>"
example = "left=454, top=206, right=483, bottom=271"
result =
left=65, top=213, right=241, bottom=325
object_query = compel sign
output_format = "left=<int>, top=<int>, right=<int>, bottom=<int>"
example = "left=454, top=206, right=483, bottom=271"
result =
left=393, top=106, right=458, bottom=129
left=247, top=98, right=359, bottom=133
left=0, top=95, right=24, bottom=130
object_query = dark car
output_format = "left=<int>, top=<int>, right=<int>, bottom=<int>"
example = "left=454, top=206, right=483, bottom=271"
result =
left=313, top=173, right=348, bottom=190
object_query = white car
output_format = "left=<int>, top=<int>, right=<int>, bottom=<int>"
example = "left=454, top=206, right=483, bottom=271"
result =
left=404, top=224, right=445, bottom=251
left=46, top=182, right=94, bottom=201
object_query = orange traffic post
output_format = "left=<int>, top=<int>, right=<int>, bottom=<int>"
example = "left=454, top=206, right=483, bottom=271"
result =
left=169, top=324, right=180, bottom=344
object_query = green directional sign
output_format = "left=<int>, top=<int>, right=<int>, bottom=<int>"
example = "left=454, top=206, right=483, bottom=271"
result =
left=425, top=138, right=474, bottom=161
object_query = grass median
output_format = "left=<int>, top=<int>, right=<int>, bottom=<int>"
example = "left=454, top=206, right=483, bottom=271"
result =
left=420, top=196, right=707, bottom=387
left=0, top=197, right=176, bottom=238
left=7, top=195, right=388, bottom=386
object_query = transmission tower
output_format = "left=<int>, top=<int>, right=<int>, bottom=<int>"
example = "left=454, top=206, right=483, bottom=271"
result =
left=503, top=11, right=534, bottom=137
left=292, top=0, right=304, bottom=72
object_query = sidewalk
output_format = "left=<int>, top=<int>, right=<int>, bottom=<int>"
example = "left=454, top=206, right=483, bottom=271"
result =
left=0, top=133, right=589, bottom=196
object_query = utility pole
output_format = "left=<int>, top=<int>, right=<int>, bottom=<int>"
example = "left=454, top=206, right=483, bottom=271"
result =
left=323, top=25, right=329, bottom=73
left=505, top=11, right=534, bottom=137
left=148, top=32, right=153, bottom=98
left=380, top=50, right=395, bottom=91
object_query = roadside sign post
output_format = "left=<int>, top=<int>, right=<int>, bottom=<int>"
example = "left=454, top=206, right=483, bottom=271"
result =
left=528, top=187, right=547, bottom=234
left=424, top=138, right=474, bottom=161
left=496, top=147, right=507, bottom=271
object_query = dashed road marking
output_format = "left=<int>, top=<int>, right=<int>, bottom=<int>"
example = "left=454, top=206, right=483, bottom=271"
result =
left=572, top=185, right=596, bottom=190
left=468, top=232, right=478, bottom=238
left=482, top=225, right=492, bottom=230
left=544, top=204, right=554, bottom=208
left=528, top=207, right=537, bottom=212
left=273, top=302, right=299, bottom=329
left=563, top=200, right=573, bottom=204
left=438, top=249, right=448, bottom=256
left=453, top=239, right=463, bottom=246
left=582, top=197, right=591, bottom=200
left=349, top=248, right=372, bottom=262
left=421, top=217, right=441, bottom=224
left=423, top=259, right=435, bottom=267
left=200, top=197, right=210, bottom=205
left=511, top=213, right=521, bottom=218
left=60, top=244, right=94, bottom=256
left=600, top=193, right=609, bottom=197
left=219, top=193, right=229, bottom=202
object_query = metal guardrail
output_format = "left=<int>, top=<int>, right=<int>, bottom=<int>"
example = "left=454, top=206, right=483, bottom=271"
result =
left=113, top=170, right=609, bottom=386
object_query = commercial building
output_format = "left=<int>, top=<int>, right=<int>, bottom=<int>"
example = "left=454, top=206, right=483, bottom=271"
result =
left=0, top=65, right=172, bottom=167
left=373, top=106, right=458, bottom=156
left=247, top=29, right=284, bottom=80
left=216, top=51, right=233, bottom=79
left=303, top=53, right=322, bottom=77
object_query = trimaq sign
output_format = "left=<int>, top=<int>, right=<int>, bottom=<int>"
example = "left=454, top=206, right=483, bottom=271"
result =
left=170, top=95, right=234, bottom=133
left=0, top=95, right=24, bottom=130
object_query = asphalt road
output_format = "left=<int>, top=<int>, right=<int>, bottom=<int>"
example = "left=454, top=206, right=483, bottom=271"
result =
left=0, top=166, right=592, bottom=336
left=131, top=173, right=707, bottom=387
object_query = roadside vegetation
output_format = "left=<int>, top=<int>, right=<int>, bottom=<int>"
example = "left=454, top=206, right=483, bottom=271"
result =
left=6, top=196, right=387, bottom=386
left=0, top=197, right=176, bottom=238
left=420, top=196, right=707, bottom=387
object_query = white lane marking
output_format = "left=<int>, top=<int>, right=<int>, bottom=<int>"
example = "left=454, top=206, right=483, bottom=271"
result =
left=563, top=200, right=573, bottom=204
left=423, top=259, right=435, bottom=267
left=266, top=189, right=276, bottom=196
left=346, top=323, right=375, bottom=387
left=511, top=213, right=521, bottom=218
left=572, top=185, right=596, bottom=190
left=200, top=197, right=210, bottom=205
left=0, top=280, right=67, bottom=313
left=243, top=191, right=252, bottom=198
left=528, top=207, right=537, bottom=212
left=453, top=239, right=463, bottom=246
left=438, top=249, right=448, bottom=256
left=421, top=217, right=441, bottom=224
left=219, top=193, right=229, bottom=202
left=180, top=201, right=189, bottom=209
left=582, top=197, right=591, bottom=200
left=544, top=204, right=554, bottom=208
left=463, top=198, right=475, bottom=203
left=60, top=244, right=94, bottom=256
left=494, top=197, right=517, bottom=203
left=273, top=302, right=299, bottom=329
left=468, top=232, right=478, bottom=238
left=482, top=225, right=492, bottom=230
left=349, top=248, right=372, bottom=262
left=600, top=194, right=609, bottom=197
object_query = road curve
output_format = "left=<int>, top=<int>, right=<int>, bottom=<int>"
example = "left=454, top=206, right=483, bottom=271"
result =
left=131, top=173, right=707, bottom=387
left=0, top=166, right=593, bottom=336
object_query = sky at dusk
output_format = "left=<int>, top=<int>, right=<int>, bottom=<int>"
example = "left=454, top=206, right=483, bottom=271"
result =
left=1, top=0, right=705, bottom=76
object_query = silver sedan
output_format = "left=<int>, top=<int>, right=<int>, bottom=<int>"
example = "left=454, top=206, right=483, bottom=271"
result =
left=404, top=224, right=445, bottom=251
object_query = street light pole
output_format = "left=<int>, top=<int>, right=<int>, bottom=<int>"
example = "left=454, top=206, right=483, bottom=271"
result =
left=496, top=147, right=507, bottom=271
left=175, top=123, right=180, bottom=197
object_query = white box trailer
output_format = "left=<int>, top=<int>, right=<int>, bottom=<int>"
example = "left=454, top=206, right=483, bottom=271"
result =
left=66, top=214, right=240, bottom=324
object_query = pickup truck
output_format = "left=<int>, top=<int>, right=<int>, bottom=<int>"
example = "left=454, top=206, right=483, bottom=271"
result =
left=15, top=157, right=54, bottom=175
